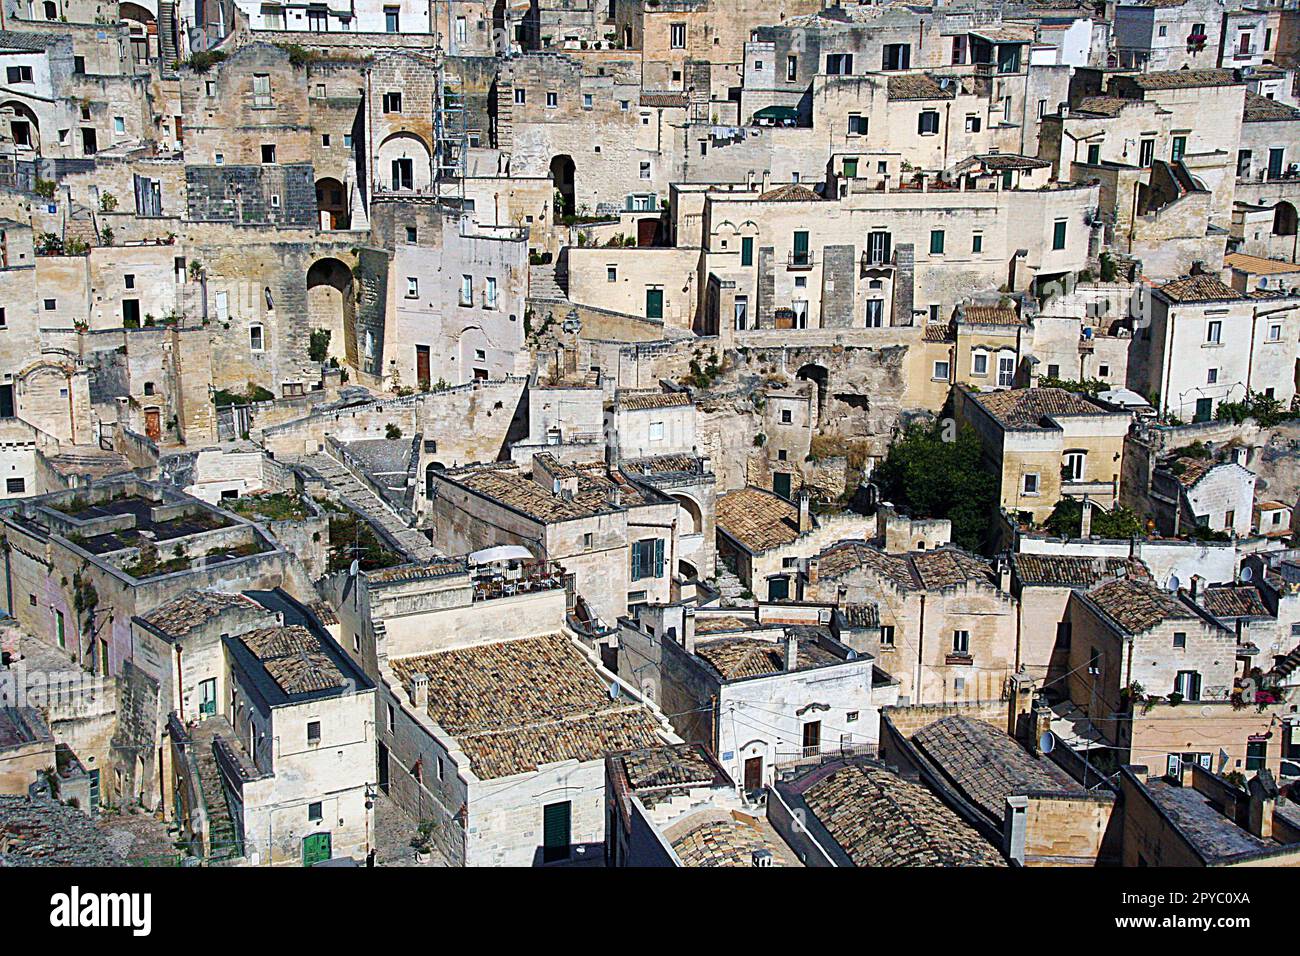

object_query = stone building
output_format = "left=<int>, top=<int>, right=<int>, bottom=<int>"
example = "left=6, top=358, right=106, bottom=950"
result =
left=617, top=603, right=899, bottom=791
left=954, top=384, right=1131, bottom=524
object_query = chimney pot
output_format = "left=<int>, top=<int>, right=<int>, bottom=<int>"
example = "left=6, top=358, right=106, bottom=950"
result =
left=797, top=490, right=813, bottom=534
left=784, top=632, right=798, bottom=672
left=410, top=672, right=429, bottom=710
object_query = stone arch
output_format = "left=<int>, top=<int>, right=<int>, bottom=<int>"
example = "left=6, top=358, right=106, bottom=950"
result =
left=678, top=558, right=699, bottom=580
left=669, top=492, right=704, bottom=535
left=550, top=154, right=576, bottom=218
left=378, top=132, right=432, bottom=193
left=459, top=325, right=491, bottom=382
left=0, top=100, right=39, bottom=153
left=306, top=257, right=355, bottom=368
left=1274, top=201, right=1298, bottom=237
left=796, top=362, right=830, bottom=415
left=315, top=176, right=349, bottom=230
left=425, top=461, right=446, bottom=499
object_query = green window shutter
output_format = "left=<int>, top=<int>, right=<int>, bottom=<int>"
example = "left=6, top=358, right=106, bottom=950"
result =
left=630, top=542, right=642, bottom=580
left=929, top=229, right=944, bottom=255
left=793, top=231, right=809, bottom=263
left=741, top=236, right=753, bottom=266
left=1053, top=220, right=1067, bottom=250
left=543, top=802, right=571, bottom=861
left=653, top=538, right=664, bottom=577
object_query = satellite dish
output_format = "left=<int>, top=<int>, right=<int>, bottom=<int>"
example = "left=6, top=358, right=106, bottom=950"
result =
left=1241, top=566, right=1254, bottom=582
left=349, top=559, right=359, bottom=577
left=1167, top=574, right=1181, bottom=592
left=1038, top=732, right=1055, bottom=754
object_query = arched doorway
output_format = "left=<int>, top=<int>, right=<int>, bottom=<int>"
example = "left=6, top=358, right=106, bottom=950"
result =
left=796, top=363, right=830, bottom=417
left=550, top=154, right=576, bottom=218
left=425, top=461, right=446, bottom=500
left=315, top=177, right=349, bottom=230
left=1274, top=201, right=1297, bottom=236
left=0, top=101, right=39, bottom=153
left=671, top=493, right=703, bottom=535
left=306, top=258, right=355, bottom=368
left=378, top=132, right=432, bottom=193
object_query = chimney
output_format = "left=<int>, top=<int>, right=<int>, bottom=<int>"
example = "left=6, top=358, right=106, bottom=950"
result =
left=784, top=632, right=799, bottom=671
left=606, top=484, right=622, bottom=508
left=998, top=557, right=1011, bottom=593
left=1080, top=497, right=1093, bottom=538
left=760, top=169, right=771, bottom=194
left=797, top=490, right=812, bottom=534
left=1007, top=671, right=1037, bottom=745
left=683, top=607, right=697, bottom=654
left=746, top=169, right=755, bottom=190
left=1190, top=574, right=1203, bottom=602
left=1247, top=768, right=1279, bottom=839
left=409, top=672, right=429, bottom=710
left=806, top=556, right=820, bottom=586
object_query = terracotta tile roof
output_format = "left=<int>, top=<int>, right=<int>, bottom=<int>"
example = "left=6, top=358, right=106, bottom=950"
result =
left=671, top=816, right=791, bottom=866
left=620, top=743, right=718, bottom=793
left=922, top=323, right=953, bottom=343
left=693, top=634, right=840, bottom=680
left=237, top=625, right=349, bottom=696
left=716, top=487, right=801, bottom=553
left=1121, top=69, right=1241, bottom=91
left=974, top=153, right=1050, bottom=170
left=1073, top=96, right=1130, bottom=117
left=1084, top=576, right=1196, bottom=635
left=1156, top=274, right=1246, bottom=304
left=309, top=600, right=339, bottom=626
left=693, top=614, right=771, bottom=634
left=756, top=183, right=821, bottom=202
left=813, top=541, right=996, bottom=592
left=139, top=589, right=262, bottom=638
left=840, top=602, right=880, bottom=627
left=0, top=796, right=124, bottom=866
left=1243, top=92, right=1300, bottom=123
left=452, top=465, right=637, bottom=523
left=887, top=73, right=956, bottom=101
left=1200, top=585, right=1270, bottom=620
left=617, top=390, right=692, bottom=411
left=971, top=387, right=1113, bottom=429
left=912, top=716, right=1083, bottom=825
left=391, top=633, right=664, bottom=779
left=959, top=304, right=1023, bottom=326
left=1012, top=554, right=1149, bottom=588
left=640, top=91, right=688, bottom=108
left=1167, top=455, right=1214, bottom=488
left=1225, top=252, right=1300, bottom=276
left=797, top=759, right=1005, bottom=866
left=366, top=560, right=466, bottom=584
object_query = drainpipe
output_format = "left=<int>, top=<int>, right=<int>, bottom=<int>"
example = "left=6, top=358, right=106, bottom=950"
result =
left=915, top=593, right=926, bottom=705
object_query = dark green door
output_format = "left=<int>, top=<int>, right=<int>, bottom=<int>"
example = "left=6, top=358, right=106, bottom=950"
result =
left=1194, top=397, right=1213, bottom=423
left=303, top=832, right=332, bottom=866
left=792, top=230, right=809, bottom=265
left=773, top=472, right=792, bottom=499
left=542, top=801, right=571, bottom=863
left=645, top=288, right=663, bottom=319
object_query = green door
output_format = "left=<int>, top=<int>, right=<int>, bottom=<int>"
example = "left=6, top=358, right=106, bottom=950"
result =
left=1194, top=397, right=1213, bottom=423
left=645, top=288, right=663, bottom=319
left=842, top=158, right=858, bottom=179
left=792, top=230, right=809, bottom=266
left=773, top=472, right=792, bottom=500
left=303, top=832, right=332, bottom=866
left=542, top=801, right=571, bottom=863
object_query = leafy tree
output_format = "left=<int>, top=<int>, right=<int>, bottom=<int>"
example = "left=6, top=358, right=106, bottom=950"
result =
left=1044, top=499, right=1144, bottom=539
left=874, top=421, right=998, bottom=551
left=309, top=328, right=331, bottom=363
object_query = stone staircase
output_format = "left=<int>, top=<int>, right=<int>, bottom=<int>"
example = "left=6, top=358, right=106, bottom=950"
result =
left=712, top=557, right=750, bottom=606
left=189, top=721, right=240, bottom=862
left=294, top=451, right=439, bottom=562
left=529, top=260, right=568, bottom=302
left=158, top=1, right=180, bottom=69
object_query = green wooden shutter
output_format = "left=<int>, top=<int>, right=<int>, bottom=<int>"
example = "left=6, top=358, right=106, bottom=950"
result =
left=543, top=801, right=571, bottom=861
left=630, top=541, right=642, bottom=580
left=741, top=236, right=753, bottom=266
left=653, top=538, right=664, bottom=577
left=646, top=288, right=663, bottom=319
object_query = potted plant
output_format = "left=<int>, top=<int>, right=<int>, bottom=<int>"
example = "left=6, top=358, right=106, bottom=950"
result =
left=410, top=819, right=439, bottom=863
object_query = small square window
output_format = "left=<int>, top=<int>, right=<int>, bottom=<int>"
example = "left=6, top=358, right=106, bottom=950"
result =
left=260, top=144, right=276, bottom=164
left=933, top=360, right=950, bottom=380
left=406, top=226, right=417, bottom=244
left=1023, top=473, right=1039, bottom=495
left=515, top=88, right=526, bottom=105
left=406, top=277, right=419, bottom=298
left=1173, top=632, right=1187, bottom=648
left=307, top=720, right=321, bottom=744
left=607, top=265, right=617, bottom=282
left=322, top=133, right=331, bottom=147
left=43, top=299, right=55, bottom=311
left=546, top=91, right=558, bottom=108
left=125, top=274, right=135, bottom=289
left=308, top=801, right=323, bottom=822
left=846, top=711, right=859, bottom=722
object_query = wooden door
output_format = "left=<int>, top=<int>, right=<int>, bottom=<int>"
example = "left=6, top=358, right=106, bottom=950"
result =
left=802, top=720, right=822, bottom=757
left=542, top=801, right=571, bottom=863
left=144, top=407, right=161, bottom=441
left=416, top=345, right=431, bottom=391
left=303, top=832, right=332, bottom=866
left=637, top=217, right=658, bottom=247
left=743, top=756, right=763, bottom=791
